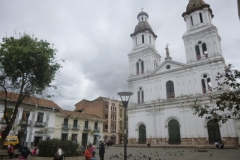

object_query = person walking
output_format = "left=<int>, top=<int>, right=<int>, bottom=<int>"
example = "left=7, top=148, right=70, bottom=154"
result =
left=92, top=143, right=96, bottom=157
left=99, top=140, right=105, bottom=160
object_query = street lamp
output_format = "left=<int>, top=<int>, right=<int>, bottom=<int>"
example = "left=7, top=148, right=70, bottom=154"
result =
left=118, top=92, right=133, bottom=160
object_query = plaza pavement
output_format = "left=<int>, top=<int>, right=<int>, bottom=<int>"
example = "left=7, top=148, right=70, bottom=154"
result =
left=7, top=146, right=240, bottom=160
left=94, top=146, right=240, bottom=160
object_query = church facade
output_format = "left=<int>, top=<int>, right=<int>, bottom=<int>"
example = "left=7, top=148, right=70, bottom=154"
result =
left=127, top=0, right=239, bottom=145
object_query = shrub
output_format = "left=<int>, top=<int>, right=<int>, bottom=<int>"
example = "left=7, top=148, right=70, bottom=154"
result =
left=38, top=139, right=81, bottom=157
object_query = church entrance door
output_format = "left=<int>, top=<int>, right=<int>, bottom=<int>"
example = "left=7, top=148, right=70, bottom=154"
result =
left=138, top=124, right=146, bottom=144
left=168, top=119, right=181, bottom=144
left=207, top=120, right=221, bottom=144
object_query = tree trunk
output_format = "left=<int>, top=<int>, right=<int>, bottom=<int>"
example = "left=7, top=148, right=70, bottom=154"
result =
left=0, top=124, right=13, bottom=149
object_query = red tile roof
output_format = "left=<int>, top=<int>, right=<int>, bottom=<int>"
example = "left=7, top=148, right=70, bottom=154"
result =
left=58, top=109, right=105, bottom=121
left=0, top=91, right=61, bottom=109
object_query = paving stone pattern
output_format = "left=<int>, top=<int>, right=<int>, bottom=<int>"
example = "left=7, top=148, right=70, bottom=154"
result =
left=94, top=147, right=240, bottom=160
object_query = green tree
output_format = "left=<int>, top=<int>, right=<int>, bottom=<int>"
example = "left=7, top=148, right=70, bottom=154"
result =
left=191, top=64, right=240, bottom=123
left=0, top=34, right=62, bottom=147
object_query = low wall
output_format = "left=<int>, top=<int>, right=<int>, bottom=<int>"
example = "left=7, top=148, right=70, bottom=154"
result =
left=27, top=155, right=85, bottom=160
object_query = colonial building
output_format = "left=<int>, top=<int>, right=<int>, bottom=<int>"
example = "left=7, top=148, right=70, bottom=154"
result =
left=0, top=91, right=60, bottom=147
left=127, top=0, right=239, bottom=145
left=118, top=102, right=127, bottom=144
left=74, top=97, right=124, bottom=144
left=53, top=109, right=105, bottom=146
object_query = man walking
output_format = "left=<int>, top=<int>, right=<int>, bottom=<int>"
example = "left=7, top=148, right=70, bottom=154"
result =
left=99, top=140, right=105, bottom=160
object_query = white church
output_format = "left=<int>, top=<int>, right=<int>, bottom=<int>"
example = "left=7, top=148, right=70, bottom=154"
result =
left=127, top=0, right=239, bottom=145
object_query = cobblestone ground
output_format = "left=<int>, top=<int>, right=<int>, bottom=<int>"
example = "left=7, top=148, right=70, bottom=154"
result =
left=94, top=146, right=240, bottom=160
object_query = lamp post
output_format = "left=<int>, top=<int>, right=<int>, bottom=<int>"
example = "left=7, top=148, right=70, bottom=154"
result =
left=118, top=92, right=133, bottom=160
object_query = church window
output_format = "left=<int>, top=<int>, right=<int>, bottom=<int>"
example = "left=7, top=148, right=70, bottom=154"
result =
left=201, top=74, right=212, bottom=94
left=190, top=16, right=193, bottom=26
left=142, top=17, right=143, bottom=21
left=202, top=43, right=207, bottom=54
left=195, top=45, right=201, bottom=60
left=138, top=87, right=144, bottom=103
left=198, top=41, right=202, bottom=44
left=166, top=81, right=175, bottom=99
left=154, top=60, right=158, bottom=69
left=142, top=35, right=145, bottom=43
left=141, top=61, right=144, bottom=73
left=199, top=13, right=203, bottom=23
left=149, top=35, right=151, bottom=44
left=136, top=37, right=137, bottom=46
left=166, top=65, right=170, bottom=69
left=136, top=62, right=139, bottom=75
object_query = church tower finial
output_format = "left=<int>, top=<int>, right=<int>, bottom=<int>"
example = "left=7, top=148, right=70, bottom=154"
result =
left=165, top=44, right=172, bottom=60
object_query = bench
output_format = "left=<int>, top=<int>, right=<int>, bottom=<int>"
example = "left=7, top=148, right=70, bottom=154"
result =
left=0, top=151, right=21, bottom=159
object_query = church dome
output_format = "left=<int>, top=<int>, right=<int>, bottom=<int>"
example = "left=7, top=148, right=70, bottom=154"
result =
left=137, top=11, right=149, bottom=19
left=182, top=0, right=213, bottom=18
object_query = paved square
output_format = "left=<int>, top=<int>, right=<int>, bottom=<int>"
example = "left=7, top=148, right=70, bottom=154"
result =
left=95, top=147, right=240, bottom=160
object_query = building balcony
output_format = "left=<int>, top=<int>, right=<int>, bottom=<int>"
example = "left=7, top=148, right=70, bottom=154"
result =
left=72, top=125, right=80, bottom=130
left=111, top=130, right=116, bottom=133
left=202, top=88, right=207, bottom=94
left=18, top=120, right=32, bottom=126
left=62, top=124, right=70, bottom=130
left=93, top=127, right=100, bottom=132
left=34, top=121, right=46, bottom=127
left=0, top=119, right=6, bottom=124
left=83, top=126, right=91, bottom=132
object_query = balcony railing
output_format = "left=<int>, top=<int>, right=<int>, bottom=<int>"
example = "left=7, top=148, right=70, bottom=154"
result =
left=202, top=88, right=207, bottom=94
left=93, top=127, right=100, bottom=132
left=72, top=125, right=80, bottom=130
left=0, top=119, right=6, bottom=124
left=62, top=124, right=70, bottom=130
left=167, top=93, right=175, bottom=99
left=34, top=121, right=46, bottom=127
left=83, top=126, right=91, bottom=131
left=196, top=55, right=201, bottom=60
left=18, top=120, right=32, bottom=126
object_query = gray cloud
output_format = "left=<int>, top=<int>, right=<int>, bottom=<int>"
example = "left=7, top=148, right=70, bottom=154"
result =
left=0, top=0, right=239, bottom=110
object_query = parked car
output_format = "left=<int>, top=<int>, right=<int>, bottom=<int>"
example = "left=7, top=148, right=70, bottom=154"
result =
left=105, top=139, right=115, bottom=146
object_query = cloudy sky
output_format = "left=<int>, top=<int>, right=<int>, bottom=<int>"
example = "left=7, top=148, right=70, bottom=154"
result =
left=0, top=0, right=239, bottom=110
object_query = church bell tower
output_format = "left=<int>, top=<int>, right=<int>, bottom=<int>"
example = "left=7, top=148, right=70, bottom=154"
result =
left=182, top=0, right=224, bottom=64
left=128, top=10, right=161, bottom=77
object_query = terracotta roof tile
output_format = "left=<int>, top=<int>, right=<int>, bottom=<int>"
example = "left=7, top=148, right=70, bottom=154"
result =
left=0, top=91, right=61, bottom=109
left=58, top=109, right=105, bottom=121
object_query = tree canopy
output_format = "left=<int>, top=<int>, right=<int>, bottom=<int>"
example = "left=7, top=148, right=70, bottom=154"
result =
left=191, top=64, right=240, bottom=123
left=0, top=34, right=62, bottom=147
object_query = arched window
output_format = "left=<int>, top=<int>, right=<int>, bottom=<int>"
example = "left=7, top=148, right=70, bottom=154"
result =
left=142, top=35, right=144, bottom=44
left=149, top=35, right=151, bottom=44
left=202, top=43, right=207, bottom=57
left=138, top=87, right=144, bottom=103
left=199, top=13, right=203, bottom=23
left=201, top=74, right=212, bottom=93
left=142, top=17, right=143, bottom=21
left=136, top=62, right=139, bottom=75
left=141, top=61, right=144, bottom=74
left=190, top=16, right=194, bottom=26
left=195, top=45, right=201, bottom=60
left=166, top=81, right=175, bottom=99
